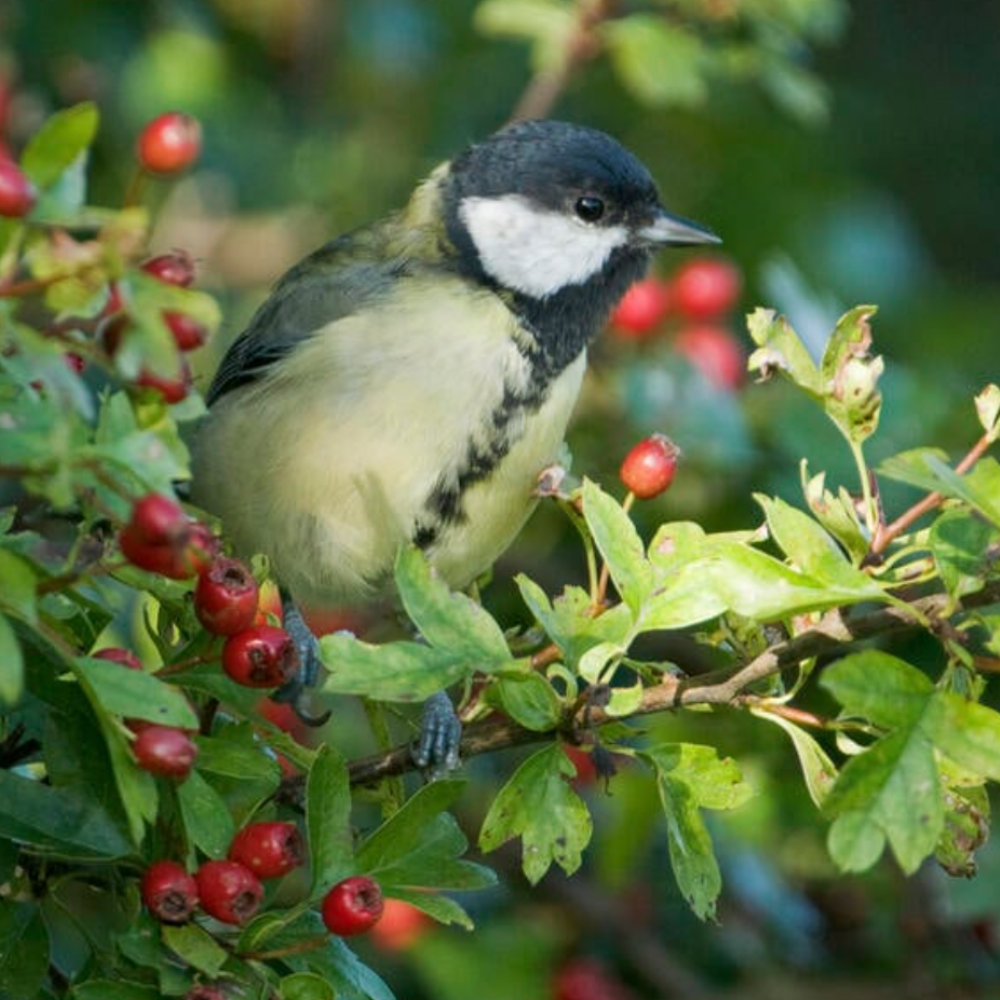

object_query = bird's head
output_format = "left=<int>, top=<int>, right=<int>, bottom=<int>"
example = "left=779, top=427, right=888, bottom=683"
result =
left=439, top=119, right=720, bottom=302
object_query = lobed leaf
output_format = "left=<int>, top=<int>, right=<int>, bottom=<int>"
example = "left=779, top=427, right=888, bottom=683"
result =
left=307, top=745, right=353, bottom=894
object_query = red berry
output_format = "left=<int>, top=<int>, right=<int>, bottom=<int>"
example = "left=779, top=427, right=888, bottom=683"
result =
left=0, top=159, right=36, bottom=218
left=553, top=958, right=630, bottom=1000
left=222, top=625, right=299, bottom=689
left=137, top=112, right=203, bottom=175
left=136, top=358, right=192, bottom=403
left=619, top=434, right=679, bottom=500
left=164, top=311, right=208, bottom=351
left=195, top=557, right=260, bottom=636
left=133, top=725, right=198, bottom=779
left=142, top=249, right=196, bottom=288
left=141, top=860, right=199, bottom=924
left=64, top=352, right=85, bottom=374
left=563, top=745, right=597, bottom=788
left=674, top=324, right=745, bottom=391
left=608, top=277, right=671, bottom=339
left=370, top=898, right=430, bottom=952
left=195, top=860, right=263, bottom=925
left=672, top=257, right=742, bottom=320
left=93, top=647, right=142, bottom=671
left=129, top=493, right=188, bottom=546
left=228, top=821, right=304, bottom=879
left=321, top=876, right=384, bottom=936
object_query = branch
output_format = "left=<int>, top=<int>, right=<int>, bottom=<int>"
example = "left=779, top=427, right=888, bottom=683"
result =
left=509, top=0, right=619, bottom=122
left=337, top=581, right=1000, bottom=789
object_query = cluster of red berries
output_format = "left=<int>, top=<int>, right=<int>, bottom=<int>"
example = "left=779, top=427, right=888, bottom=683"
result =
left=141, top=820, right=304, bottom=927
left=142, top=826, right=385, bottom=938
left=609, top=256, right=745, bottom=391
left=119, top=492, right=300, bottom=689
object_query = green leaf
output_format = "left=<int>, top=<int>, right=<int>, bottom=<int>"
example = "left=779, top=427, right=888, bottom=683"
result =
left=800, top=462, right=869, bottom=562
left=756, top=494, right=870, bottom=586
left=935, top=784, right=989, bottom=878
left=70, top=982, right=161, bottom=1000
left=237, top=906, right=315, bottom=954
left=932, top=694, right=1000, bottom=783
left=0, top=548, right=38, bottom=623
left=387, top=887, right=475, bottom=930
left=819, top=306, right=882, bottom=444
left=827, top=810, right=886, bottom=873
left=320, top=632, right=468, bottom=702
left=752, top=710, right=838, bottom=808
left=747, top=307, right=823, bottom=396
left=581, top=479, right=653, bottom=614
left=0, top=769, right=132, bottom=857
left=929, top=509, right=998, bottom=598
left=479, top=744, right=591, bottom=884
left=490, top=668, right=563, bottom=731
left=395, top=547, right=511, bottom=668
left=0, top=611, right=24, bottom=707
left=643, top=744, right=751, bottom=920
left=0, top=903, right=49, bottom=999
left=177, top=770, right=235, bottom=858
left=284, top=924, right=396, bottom=1000
left=820, top=651, right=934, bottom=729
left=21, top=102, right=99, bottom=189
left=692, top=541, right=885, bottom=621
left=73, top=656, right=199, bottom=729
left=281, top=972, right=337, bottom=1000
left=307, top=744, right=353, bottom=893
left=604, top=15, right=707, bottom=107
left=358, top=780, right=495, bottom=891
left=194, top=731, right=283, bottom=785
left=516, top=577, right=633, bottom=667
left=161, top=923, right=228, bottom=976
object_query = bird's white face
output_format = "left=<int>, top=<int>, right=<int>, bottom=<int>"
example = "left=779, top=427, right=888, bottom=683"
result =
left=458, top=194, right=630, bottom=300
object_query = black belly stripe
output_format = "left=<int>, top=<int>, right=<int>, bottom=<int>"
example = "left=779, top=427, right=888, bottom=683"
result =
left=410, top=352, right=559, bottom=549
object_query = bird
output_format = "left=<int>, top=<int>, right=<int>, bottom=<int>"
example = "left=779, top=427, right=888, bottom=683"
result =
left=191, top=119, right=719, bottom=769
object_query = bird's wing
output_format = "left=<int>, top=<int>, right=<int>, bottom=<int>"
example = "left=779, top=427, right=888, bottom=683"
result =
left=205, top=229, right=402, bottom=406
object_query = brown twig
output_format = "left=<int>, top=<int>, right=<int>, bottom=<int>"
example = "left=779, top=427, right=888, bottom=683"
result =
left=328, top=581, right=1000, bottom=790
left=871, top=430, right=994, bottom=555
left=509, top=0, right=620, bottom=122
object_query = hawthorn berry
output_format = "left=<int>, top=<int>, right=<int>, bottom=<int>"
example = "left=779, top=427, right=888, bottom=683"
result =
left=141, top=860, right=199, bottom=924
left=0, top=159, right=36, bottom=218
left=133, top=725, right=198, bottom=779
left=674, top=324, right=745, bottom=391
left=164, top=311, right=208, bottom=351
left=141, top=249, right=196, bottom=288
left=228, top=821, right=304, bottom=879
left=553, top=958, right=630, bottom=1000
left=619, top=434, right=679, bottom=500
left=370, top=898, right=431, bottom=952
left=137, top=112, right=203, bottom=175
left=321, top=876, right=384, bottom=936
left=672, top=257, right=742, bottom=320
left=195, top=860, right=263, bottom=925
left=195, top=557, right=260, bottom=636
left=120, top=495, right=215, bottom=579
left=184, top=987, right=226, bottom=1000
left=136, top=358, right=192, bottom=403
left=608, top=277, right=671, bottom=339
left=222, top=625, right=299, bottom=689
left=93, top=646, right=142, bottom=671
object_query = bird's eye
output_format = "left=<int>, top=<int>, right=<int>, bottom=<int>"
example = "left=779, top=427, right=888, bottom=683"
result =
left=574, top=196, right=605, bottom=223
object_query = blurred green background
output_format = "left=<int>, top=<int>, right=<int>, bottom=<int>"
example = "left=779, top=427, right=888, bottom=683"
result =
left=6, top=0, right=1000, bottom=996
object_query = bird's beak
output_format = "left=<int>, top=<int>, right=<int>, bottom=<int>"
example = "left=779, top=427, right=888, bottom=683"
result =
left=636, top=207, right=721, bottom=247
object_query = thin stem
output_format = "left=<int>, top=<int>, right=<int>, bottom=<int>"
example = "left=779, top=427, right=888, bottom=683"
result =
left=871, top=430, right=994, bottom=555
left=849, top=440, right=877, bottom=536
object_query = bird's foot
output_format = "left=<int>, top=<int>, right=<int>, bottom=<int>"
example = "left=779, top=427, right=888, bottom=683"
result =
left=412, top=690, right=462, bottom=778
left=271, top=599, right=331, bottom=727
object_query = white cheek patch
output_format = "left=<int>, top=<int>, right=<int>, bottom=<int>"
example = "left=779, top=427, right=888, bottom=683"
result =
left=459, top=194, right=629, bottom=299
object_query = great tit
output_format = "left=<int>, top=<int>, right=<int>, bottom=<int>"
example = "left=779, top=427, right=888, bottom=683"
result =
left=192, top=119, right=719, bottom=767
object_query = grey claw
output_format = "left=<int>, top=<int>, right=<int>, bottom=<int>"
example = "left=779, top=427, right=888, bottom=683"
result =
left=273, top=596, right=330, bottom=727
left=413, top=690, right=462, bottom=776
